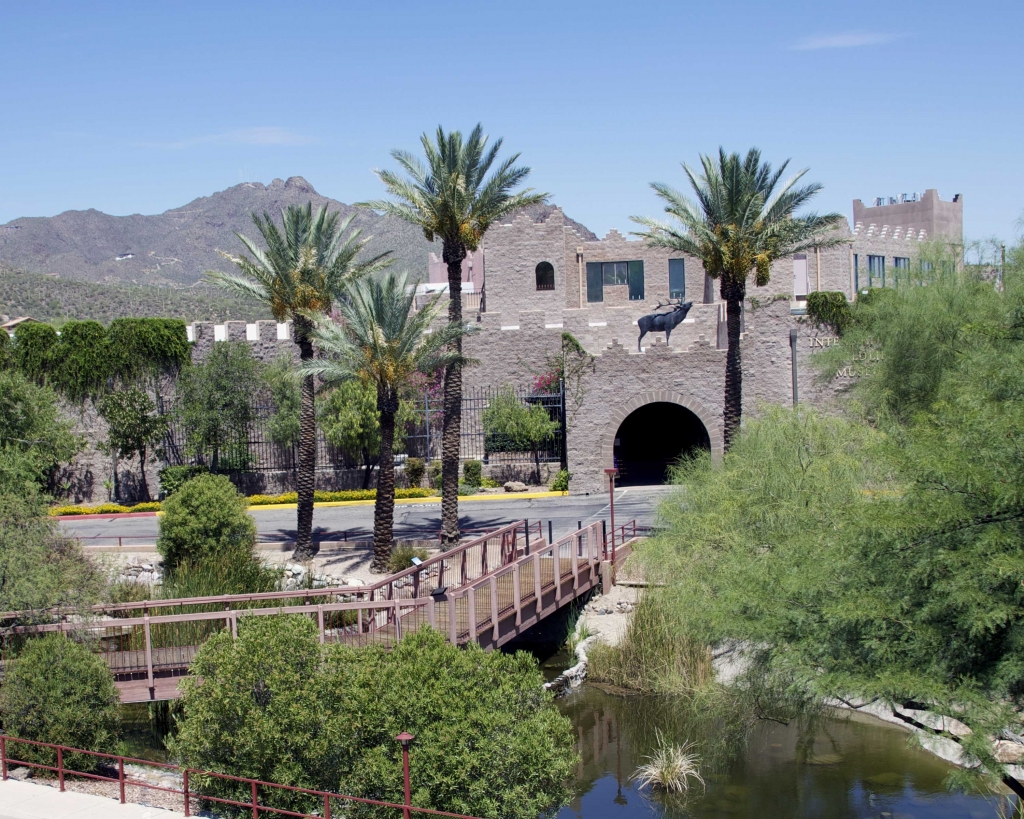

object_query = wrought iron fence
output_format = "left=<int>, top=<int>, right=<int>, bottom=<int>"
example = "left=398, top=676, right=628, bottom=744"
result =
left=160, top=384, right=565, bottom=474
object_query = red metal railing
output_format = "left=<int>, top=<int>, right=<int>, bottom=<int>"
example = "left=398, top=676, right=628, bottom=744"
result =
left=0, top=733, right=484, bottom=819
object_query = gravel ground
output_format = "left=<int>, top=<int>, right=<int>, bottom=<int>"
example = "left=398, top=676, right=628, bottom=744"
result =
left=6, top=766, right=199, bottom=815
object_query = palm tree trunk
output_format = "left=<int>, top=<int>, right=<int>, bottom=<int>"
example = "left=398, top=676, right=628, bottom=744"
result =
left=293, top=326, right=317, bottom=560
left=372, top=391, right=398, bottom=572
left=138, top=448, right=149, bottom=502
left=722, top=278, right=745, bottom=451
left=440, top=241, right=466, bottom=548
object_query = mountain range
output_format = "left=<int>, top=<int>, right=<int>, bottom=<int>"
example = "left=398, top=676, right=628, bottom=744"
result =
left=0, top=177, right=595, bottom=323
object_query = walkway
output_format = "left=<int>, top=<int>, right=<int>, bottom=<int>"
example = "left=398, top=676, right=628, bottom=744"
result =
left=0, top=777, right=184, bottom=819
left=6, top=520, right=642, bottom=702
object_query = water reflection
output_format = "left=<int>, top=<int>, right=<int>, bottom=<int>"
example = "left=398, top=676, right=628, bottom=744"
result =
left=556, top=685, right=1010, bottom=819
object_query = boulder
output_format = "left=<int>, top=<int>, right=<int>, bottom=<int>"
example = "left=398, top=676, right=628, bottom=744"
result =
left=503, top=481, right=529, bottom=493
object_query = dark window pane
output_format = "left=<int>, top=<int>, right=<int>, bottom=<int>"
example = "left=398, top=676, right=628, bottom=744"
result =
left=615, top=261, right=628, bottom=285
left=586, top=262, right=604, bottom=302
left=669, top=259, right=685, bottom=299
left=628, top=261, right=645, bottom=300
left=602, top=262, right=615, bottom=285
left=535, top=261, right=555, bottom=291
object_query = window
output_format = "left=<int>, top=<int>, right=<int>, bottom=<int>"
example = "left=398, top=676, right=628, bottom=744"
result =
left=868, top=255, right=885, bottom=288
left=669, top=259, right=685, bottom=299
left=854, top=254, right=859, bottom=292
left=793, top=253, right=809, bottom=298
left=602, top=261, right=628, bottom=286
left=587, top=260, right=644, bottom=301
left=894, top=257, right=910, bottom=270
left=628, top=261, right=644, bottom=300
left=585, top=262, right=603, bottom=302
left=535, top=261, right=555, bottom=291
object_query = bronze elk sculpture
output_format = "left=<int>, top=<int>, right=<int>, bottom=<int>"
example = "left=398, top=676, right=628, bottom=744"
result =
left=637, top=299, right=693, bottom=351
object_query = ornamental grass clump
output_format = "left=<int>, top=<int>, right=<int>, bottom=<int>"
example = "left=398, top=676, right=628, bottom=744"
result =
left=632, top=731, right=704, bottom=794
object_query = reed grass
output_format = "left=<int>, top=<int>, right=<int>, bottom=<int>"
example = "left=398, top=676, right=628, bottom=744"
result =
left=586, top=593, right=713, bottom=694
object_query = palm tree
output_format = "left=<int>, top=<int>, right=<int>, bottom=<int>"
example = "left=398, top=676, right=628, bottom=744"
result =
left=207, top=203, right=390, bottom=559
left=632, top=148, right=845, bottom=449
left=301, top=271, right=468, bottom=571
left=361, top=124, right=546, bottom=547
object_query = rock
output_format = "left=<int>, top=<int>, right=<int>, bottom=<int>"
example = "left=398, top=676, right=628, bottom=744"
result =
left=345, top=578, right=365, bottom=587
left=503, top=481, right=528, bottom=493
left=994, top=740, right=1024, bottom=763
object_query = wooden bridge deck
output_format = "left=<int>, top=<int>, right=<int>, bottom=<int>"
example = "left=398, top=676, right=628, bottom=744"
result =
left=6, top=520, right=639, bottom=702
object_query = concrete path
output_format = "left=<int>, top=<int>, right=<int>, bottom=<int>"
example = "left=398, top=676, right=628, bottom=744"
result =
left=0, top=778, right=184, bottom=819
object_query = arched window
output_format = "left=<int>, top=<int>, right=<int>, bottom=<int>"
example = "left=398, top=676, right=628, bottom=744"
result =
left=535, top=261, right=555, bottom=291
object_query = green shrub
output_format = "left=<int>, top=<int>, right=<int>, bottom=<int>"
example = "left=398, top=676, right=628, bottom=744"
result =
left=157, top=473, right=256, bottom=571
left=12, top=322, right=58, bottom=384
left=49, top=320, right=111, bottom=403
left=0, top=635, right=120, bottom=771
left=405, top=457, right=425, bottom=488
left=462, top=460, right=482, bottom=486
left=457, top=483, right=479, bottom=497
left=551, top=469, right=571, bottom=492
left=388, top=545, right=431, bottom=573
left=429, top=461, right=442, bottom=490
left=173, top=620, right=576, bottom=819
left=806, top=291, right=852, bottom=335
left=0, top=329, right=11, bottom=370
left=106, top=318, right=190, bottom=383
left=160, top=551, right=279, bottom=599
left=157, top=465, right=209, bottom=498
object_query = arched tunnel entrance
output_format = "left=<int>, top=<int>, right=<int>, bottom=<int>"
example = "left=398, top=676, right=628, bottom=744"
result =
left=612, top=402, right=711, bottom=486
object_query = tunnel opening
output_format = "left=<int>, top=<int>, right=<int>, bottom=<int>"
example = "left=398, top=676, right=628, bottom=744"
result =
left=612, top=402, right=711, bottom=486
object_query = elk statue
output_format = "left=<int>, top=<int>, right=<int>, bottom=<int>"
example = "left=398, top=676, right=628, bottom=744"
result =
left=637, top=299, right=693, bottom=351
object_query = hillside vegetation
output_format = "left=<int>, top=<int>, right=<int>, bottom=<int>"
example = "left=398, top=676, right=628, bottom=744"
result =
left=0, top=266, right=272, bottom=323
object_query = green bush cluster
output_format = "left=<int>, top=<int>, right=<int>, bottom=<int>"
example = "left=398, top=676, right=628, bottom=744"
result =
left=429, top=461, right=442, bottom=490
left=9, top=318, right=189, bottom=401
left=0, top=635, right=120, bottom=772
left=405, top=457, right=425, bottom=488
left=157, top=464, right=209, bottom=498
left=551, top=469, right=570, bottom=492
left=172, top=618, right=576, bottom=819
left=156, top=473, right=256, bottom=571
left=462, top=459, right=482, bottom=486
left=805, top=291, right=852, bottom=335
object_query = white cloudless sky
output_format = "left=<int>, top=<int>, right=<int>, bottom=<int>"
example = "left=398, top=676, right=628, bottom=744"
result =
left=1, top=0, right=1020, bottom=242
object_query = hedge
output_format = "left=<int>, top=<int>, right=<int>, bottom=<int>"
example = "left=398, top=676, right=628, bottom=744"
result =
left=49, top=487, right=436, bottom=516
left=806, top=291, right=852, bottom=335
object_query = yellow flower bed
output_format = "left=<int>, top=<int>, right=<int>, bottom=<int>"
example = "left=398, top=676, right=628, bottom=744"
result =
left=50, top=488, right=436, bottom=515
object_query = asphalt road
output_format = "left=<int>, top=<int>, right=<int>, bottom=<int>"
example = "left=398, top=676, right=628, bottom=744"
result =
left=60, top=486, right=674, bottom=547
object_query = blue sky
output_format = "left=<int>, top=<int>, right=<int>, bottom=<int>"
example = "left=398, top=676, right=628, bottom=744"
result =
left=1, top=0, right=1020, bottom=243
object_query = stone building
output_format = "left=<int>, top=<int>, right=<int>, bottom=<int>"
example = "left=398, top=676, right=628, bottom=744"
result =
left=171, top=189, right=964, bottom=497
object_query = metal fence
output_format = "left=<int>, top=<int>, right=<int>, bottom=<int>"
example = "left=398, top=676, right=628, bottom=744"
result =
left=160, top=384, right=566, bottom=474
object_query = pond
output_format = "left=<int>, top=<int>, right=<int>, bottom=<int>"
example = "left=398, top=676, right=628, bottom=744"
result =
left=553, top=682, right=1013, bottom=819
left=116, top=655, right=1017, bottom=819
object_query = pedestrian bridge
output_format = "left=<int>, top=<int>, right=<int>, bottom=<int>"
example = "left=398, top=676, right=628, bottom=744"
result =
left=5, top=520, right=641, bottom=702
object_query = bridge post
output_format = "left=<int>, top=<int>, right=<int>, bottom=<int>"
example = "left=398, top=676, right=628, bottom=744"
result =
left=513, top=565, right=522, bottom=626
left=468, top=587, right=478, bottom=643
left=119, top=757, right=126, bottom=804
left=534, top=556, right=543, bottom=617
left=490, top=577, right=500, bottom=642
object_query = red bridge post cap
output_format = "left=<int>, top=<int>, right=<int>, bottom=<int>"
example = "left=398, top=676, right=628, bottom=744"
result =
left=396, top=732, right=415, bottom=746
left=604, top=468, right=619, bottom=476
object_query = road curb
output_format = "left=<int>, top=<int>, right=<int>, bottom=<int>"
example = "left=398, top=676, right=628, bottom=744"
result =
left=54, top=491, right=570, bottom=520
